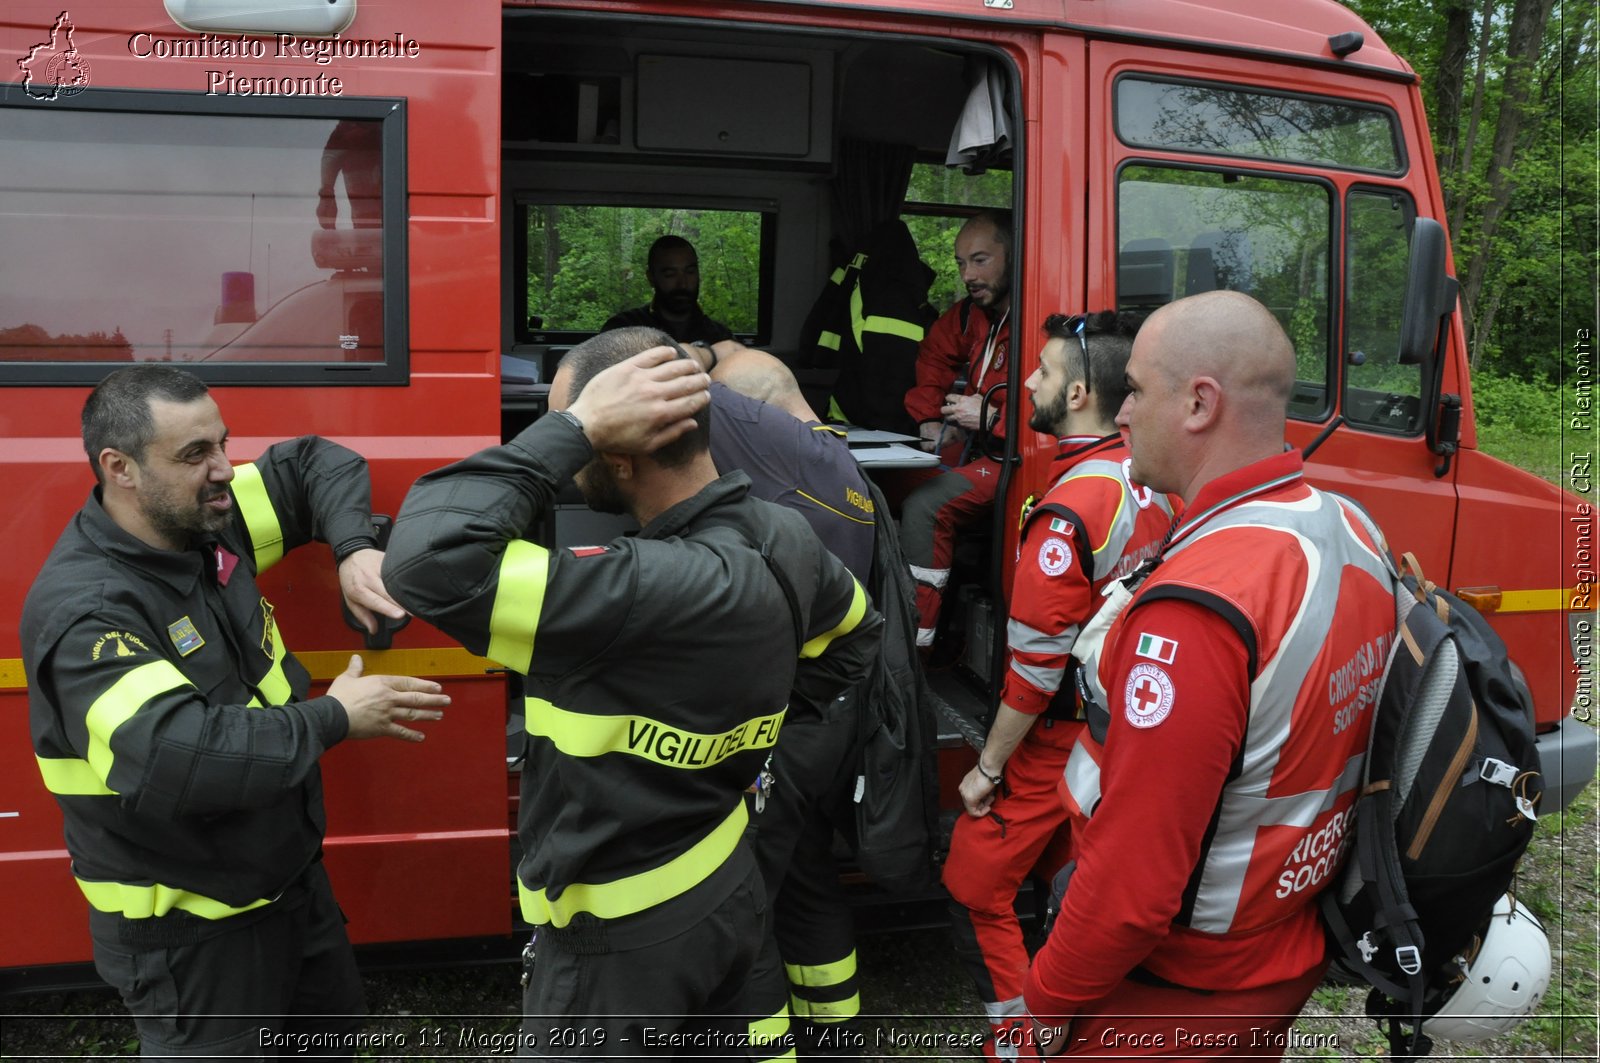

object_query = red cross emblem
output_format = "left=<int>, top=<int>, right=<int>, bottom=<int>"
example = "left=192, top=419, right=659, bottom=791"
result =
left=1123, top=662, right=1174, bottom=728
left=1037, top=536, right=1072, bottom=576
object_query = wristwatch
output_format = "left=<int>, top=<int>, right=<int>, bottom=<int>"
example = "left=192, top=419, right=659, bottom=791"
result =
left=690, top=340, right=718, bottom=372
left=549, top=408, right=586, bottom=437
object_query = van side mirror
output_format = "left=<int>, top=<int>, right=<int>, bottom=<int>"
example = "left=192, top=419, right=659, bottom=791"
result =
left=1397, top=217, right=1458, bottom=368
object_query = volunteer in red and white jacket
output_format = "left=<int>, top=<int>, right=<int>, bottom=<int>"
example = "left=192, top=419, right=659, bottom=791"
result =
left=899, top=209, right=1013, bottom=648
left=944, top=312, right=1173, bottom=1062
left=1025, top=291, right=1396, bottom=1059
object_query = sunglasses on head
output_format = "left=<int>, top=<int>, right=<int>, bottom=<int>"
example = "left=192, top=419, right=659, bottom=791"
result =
left=1044, top=313, right=1091, bottom=394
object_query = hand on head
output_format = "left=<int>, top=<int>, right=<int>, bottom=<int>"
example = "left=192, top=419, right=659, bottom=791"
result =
left=565, top=346, right=711, bottom=454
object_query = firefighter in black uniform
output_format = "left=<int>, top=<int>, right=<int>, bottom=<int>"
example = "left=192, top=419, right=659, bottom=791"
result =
left=21, top=364, right=449, bottom=1059
left=692, top=342, right=875, bottom=1057
left=382, top=329, right=883, bottom=1058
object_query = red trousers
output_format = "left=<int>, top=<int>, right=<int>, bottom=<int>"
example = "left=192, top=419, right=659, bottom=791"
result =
left=898, top=454, right=1004, bottom=645
left=944, top=721, right=1081, bottom=1013
left=1030, top=962, right=1328, bottom=1060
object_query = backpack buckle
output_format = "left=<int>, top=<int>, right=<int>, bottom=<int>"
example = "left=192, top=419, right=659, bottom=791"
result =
left=1479, top=757, right=1517, bottom=787
left=1395, top=945, right=1422, bottom=975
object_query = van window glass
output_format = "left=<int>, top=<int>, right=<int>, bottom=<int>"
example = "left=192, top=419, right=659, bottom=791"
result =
left=0, top=93, right=404, bottom=384
left=1344, top=188, right=1424, bottom=433
left=1116, top=77, right=1402, bottom=175
left=1117, top=164, right=1332, bottom=420
left=902, top=163, right=1013, bottom=312
left=519, top=204, right=766, bottom=338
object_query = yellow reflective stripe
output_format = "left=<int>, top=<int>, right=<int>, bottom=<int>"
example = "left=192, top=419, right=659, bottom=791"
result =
left=828, top=267, right=846, bottom=285
left=36, top=756, right=114, bottom=796
left=811, top=423, right=847, bottom=439
left=524, top=697, right=785, bottom=768
left=849, top=285, right=866, bottom=351
left=1497, top=588, right=1572, bottom=613
left=817, top=330, right=842, bottom=351
left=229, top=463, right=283, bottom=572
left=75, top=876, right=272, bottom=920
left=257, top=617, right=292, bottom=705
left=488, top=540, right=550, bottom=674
left=519, top=802, right=748, bottom=927
left=85, top=660, right=191, bottom=784
left=748, top=1007, right=794, bottom=1061
left=784, top=950, right=858, bottom=987
left=293, top=646, right=493, bottom=681
left=789, top=992, right=860, bottom=1021
left=861, top=315, right=925, bottom=342
left=801, top=580, right=868, bottom=659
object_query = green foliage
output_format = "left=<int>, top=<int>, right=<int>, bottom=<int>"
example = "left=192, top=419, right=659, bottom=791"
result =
left=904, top=163, right=1012, bottom=311
left=1341, top=0, right=1597, bottom=385
left=1469, top=367, right=1566, bottom=483
left=524, top=205, right=762, bottom=333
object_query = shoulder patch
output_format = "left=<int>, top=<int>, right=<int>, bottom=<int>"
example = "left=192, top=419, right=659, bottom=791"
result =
left=1134, top=632, right=1179, bottom=664
left=167, top=617, right=205, bottom=657
left=1037, top=536, right=1073, bottom=577
left=567, top=545, right=608, bottom=558
left=91, top=631, right=149, bottom=661
left=1124, top=662, right=1175, bottom=729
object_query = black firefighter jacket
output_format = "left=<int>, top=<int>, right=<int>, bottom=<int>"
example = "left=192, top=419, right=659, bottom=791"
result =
left=383, top=413, right=884, bottom=940
left=22, top=437, right=380, bottom=938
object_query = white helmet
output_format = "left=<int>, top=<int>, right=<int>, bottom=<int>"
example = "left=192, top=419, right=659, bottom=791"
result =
left=1422, top=894, right=1551, bottom=1042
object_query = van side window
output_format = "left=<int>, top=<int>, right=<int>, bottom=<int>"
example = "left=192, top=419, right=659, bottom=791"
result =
left=1343, top=189, right=1424, bottom=434
left=516, top=203, right=770, bottom=341
left=1115, top=76, right=1403, bottom=175
left=1116, top=163, right=1332, bottom=420
left=0, top=91, right=406, bottom=384
left=901, top=162, right=1013, bottom=311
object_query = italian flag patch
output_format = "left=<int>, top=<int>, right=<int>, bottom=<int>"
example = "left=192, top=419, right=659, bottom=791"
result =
left=1136, top=632, right=1178, bottom=664
left=1048, top=517, right=1071, bottom=534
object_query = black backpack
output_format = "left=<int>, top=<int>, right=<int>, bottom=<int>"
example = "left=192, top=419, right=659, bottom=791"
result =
left=1321, top=551, right=1544, bottom=1059
left=850, top=478, right=940, bottom=893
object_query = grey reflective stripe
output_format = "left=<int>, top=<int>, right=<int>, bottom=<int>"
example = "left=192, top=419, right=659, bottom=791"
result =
left=1008, top=658, right=1065, bottom=692
left=1062, top=738, right=1102, bottom=816
left=1162, top=490, right=1392, bottom=932
left=909, top=563, right=950, bottom=589
left=1055, top=457, right=1174, bottom=583
left=1005, top=617, right=1077, bottom=656
left=984, top=996, right=1026, bottom=1021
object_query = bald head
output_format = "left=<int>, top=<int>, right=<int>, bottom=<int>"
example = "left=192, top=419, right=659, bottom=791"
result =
left=1117, top=291, right=1296, bottom=503
left=714, top=346, right=819, bottom=423
left=1145, top=290, right=1295, bottom=427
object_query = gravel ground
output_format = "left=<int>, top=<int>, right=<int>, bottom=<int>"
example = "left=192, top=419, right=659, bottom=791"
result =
left=6, top=772, right=1595, bottom=1062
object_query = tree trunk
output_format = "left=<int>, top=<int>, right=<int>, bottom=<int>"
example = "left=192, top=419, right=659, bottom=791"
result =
left=1433, top=0, right=1473, bottom=184
left=1459, top=0, right=1556, bottom=367
left=1448, top=0, right=1496, bottom=242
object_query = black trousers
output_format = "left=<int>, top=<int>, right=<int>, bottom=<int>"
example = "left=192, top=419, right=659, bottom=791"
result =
left=743, top=704, right=863, bottom=1060
left=90, top=861, right=366, bottom=1060
left=519, top=857, right=766, bottom=1061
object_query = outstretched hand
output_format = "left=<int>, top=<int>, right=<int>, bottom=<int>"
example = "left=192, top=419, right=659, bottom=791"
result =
left=329, top=654, right=449, bottom=742
left=565, top=346, right=711, bottom=454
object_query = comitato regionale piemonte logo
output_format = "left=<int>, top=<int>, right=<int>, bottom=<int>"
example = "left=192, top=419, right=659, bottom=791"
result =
left=17, top=11, right=93, bottom=100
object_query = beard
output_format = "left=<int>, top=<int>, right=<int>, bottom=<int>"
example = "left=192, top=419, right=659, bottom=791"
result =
left=655, top=288, right=697, bottom=316
left=141, top=482, right=232, bottom=546
left=576, top=457, right=628, bottom=515
left=1029, top=386, right=1072, bottom=435
left=967, top=277, right=1010, bottom=309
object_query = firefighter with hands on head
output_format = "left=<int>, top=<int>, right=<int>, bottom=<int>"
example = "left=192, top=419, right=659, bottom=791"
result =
left=899, top=209, right=1014, bottom=650
left=21, top=364, right=449, bottom=1060
left=381, top=328, right=883, bottom=1058
left=1023, top=291, right=1397, bottom=1058
left=603, top=235, right=736, bottom=345
left=943, top=312, right=1175, bottom=1062
left=685, top=339, right=875, bottom=1058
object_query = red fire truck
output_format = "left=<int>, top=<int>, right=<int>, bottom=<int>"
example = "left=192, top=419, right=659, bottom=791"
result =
left=1, top=0, right=1590, bottom=983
